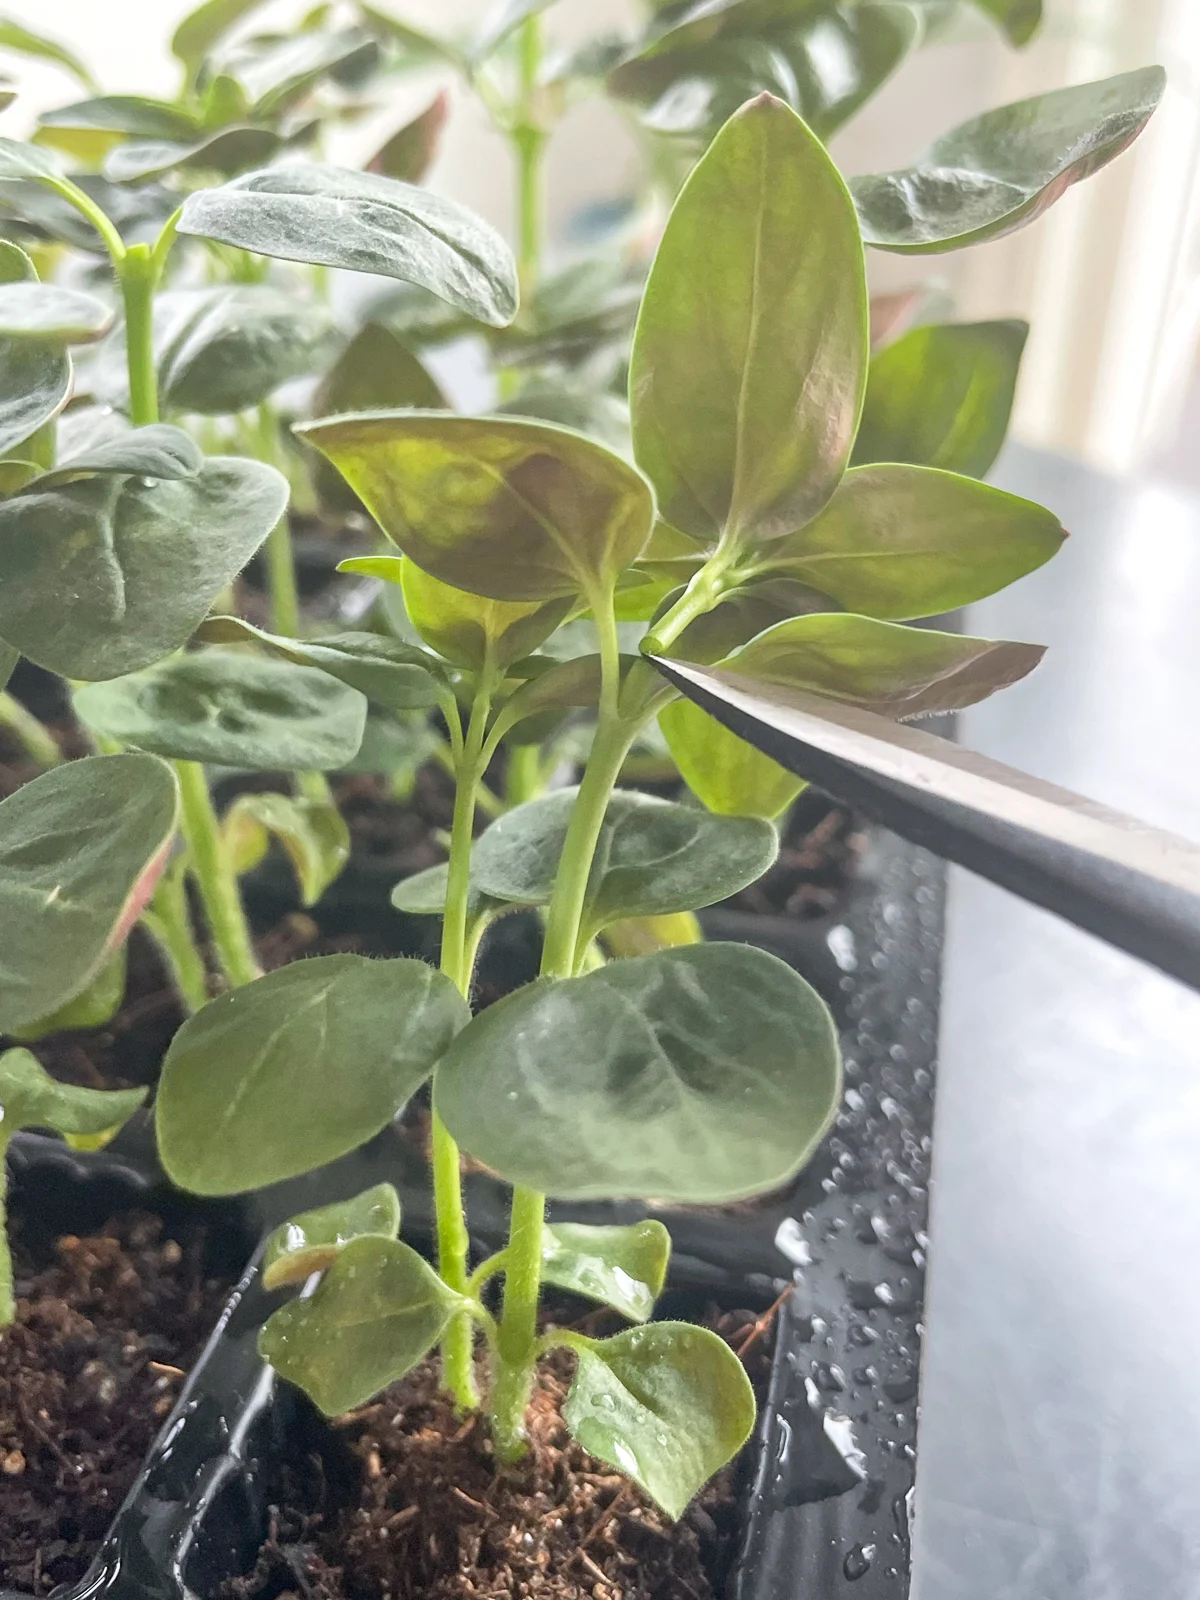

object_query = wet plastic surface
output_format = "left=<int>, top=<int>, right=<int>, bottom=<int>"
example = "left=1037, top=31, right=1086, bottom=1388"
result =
left=2, top=827, right=941, bottom=1600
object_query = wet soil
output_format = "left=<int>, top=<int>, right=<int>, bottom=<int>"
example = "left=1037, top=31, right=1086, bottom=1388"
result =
left=225, top=1306, right=774, bottom=1600
left=0, top=1213, right=233, bottom=1595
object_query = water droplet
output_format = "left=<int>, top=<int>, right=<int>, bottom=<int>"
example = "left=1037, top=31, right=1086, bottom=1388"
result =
left=842, top=1544, right=876, bottom=1581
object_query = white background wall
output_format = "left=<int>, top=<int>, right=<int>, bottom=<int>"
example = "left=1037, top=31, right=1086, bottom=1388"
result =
left=4, top=0, right=1199, bottom=478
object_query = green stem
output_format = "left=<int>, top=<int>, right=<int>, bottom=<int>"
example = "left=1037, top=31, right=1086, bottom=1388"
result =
left=176, top=761, right=260, bottom=989
left=143, top=864, right=209, bottom=1013
left=491, top=588, right=633, bottom=1458
left=0, top=691, right=61, bottom=768
left=0, top=1133, right=12, bottom=1327
left=490, top=1185, right=546, bottom=1461
left=504, top=743, right=544, bottom=808
left=513, top=14, right=546, bottom=307
left=642, top=554, right=740, bottom=658
left=266, top=514, right=301, bottom=638
left=432, top=689, right=493, bottom=1411
left=119, top=245, right=161, bottom=427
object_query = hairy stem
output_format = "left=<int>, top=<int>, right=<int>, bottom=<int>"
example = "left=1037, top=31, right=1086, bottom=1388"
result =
left=513, top=14, right=546, bottom=307
left=119, top=245, right=161, bottom=427
left=258, top=406, right=302, bottom=638
left=0, top=691, right=62, bottom=768
left=143, top=865, right=210, bottom=1013
left=0, top=1135, right=11, bottom=1327
left=433, top=690, right=493, bottom=1411
left=176, top=761, right=260, bottom=989
left=491, top=587, right=634, bottom=1458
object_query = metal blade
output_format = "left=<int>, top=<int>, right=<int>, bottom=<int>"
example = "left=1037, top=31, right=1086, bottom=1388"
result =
left=653, top=656, right=1200, bottom=993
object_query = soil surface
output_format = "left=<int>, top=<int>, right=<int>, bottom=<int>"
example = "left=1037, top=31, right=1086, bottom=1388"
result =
left=724, top=789, right=864, bottom=921
left=226, top=1307, right=773, bottom=1600
left=0, top=1213, right=233, bottom=1595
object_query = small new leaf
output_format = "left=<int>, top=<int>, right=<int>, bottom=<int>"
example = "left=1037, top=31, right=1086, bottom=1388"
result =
left=259, top=1235, right=467, bottom=1415
left=542, top=1221, right=671, bottom=1323
left=157, top=955, right=469, bottom=1195
left=563, top=1323, right=756, bottom=1519
left=224, top=791, right=350, bottom=907
left=0, top=282, right=112, bottom=343
left=262, top=1183, right=402, bottom=1291
left=0, top=1048, right=145, bottom=1138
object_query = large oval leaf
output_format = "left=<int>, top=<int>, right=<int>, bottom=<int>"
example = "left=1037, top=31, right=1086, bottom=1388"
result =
left=38, top=94, right=199, bottom=141
left=710, top=612, right=1045, bottom=716
left=435, top=942, right=840, bottom=1203
left=563, top=1323, right=755, bottom=1519
left=852, top=68, right=1166, bottom=253
left=629, top=93, right=867, bottom=548
left=312, top=322, right=446, bottom=415
left=259, top=1236, right=466, bottom=1416
left=157, top=286, right=331, bottom=415
left=37, top=423, right=203, bottom=488
left=0, top=457, right=288, bottom=680
left=853, top=320, right=1028, bottom=479
left=103, top=127, right=284, bottom=185
left=74, top=651, right=367, bottom=771
left=754, top=465, right=1064, bottom=619
left=157, top=954, right=469, bottom=1194
left=178, top=164, right=518, bottom=328
left=0, top=339, right=71, bottom=456
left=0, top=753, right=178, bottom=1033
left=262, top=1183, right=402, bottom=1291
left=195, top=615, right=445, bottom=712
left=300, top=413, right=654, bottom=603
left=466, top=787, right=779, bottom=937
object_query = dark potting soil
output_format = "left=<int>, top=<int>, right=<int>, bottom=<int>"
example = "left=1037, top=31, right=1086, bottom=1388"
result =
left=224, top=1307, right=774, bottom=1600
left=0, top=1213, right=234, bottom=1595
left=723, top=789, right=864, bottom=922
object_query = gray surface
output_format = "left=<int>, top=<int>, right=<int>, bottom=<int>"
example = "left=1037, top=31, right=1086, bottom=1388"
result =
left=912, top=446, right=1200, bottom=1600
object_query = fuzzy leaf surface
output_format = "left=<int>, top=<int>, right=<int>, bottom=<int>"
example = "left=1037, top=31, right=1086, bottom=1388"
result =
left=262, top=1183, right=402, bottom=1291
left=542, top=1221, right=671, bottom=1323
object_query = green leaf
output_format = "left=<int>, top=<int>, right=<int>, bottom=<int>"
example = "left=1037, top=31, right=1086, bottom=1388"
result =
left=499, top=378, right=631, bottom=456
left=705, top=611, right=1046, bottom=715
left=301, top=413, right=654, bottom=603
left=435, top=942, right=840, bottom=1203
left=615, top=4, right=919, bottom=146
left=464, top=788, right=778, bottom=940
left=852, top=67, right=1166, bottom=254
left=602, top=911, right=703, bottom=959
left=491, top=652, right=607, bottom=739
left=39, top=95, right=200, bottom=142
left=36, top=423, right=204, bottom=487
left=357, top=3, right=465, bottom=69
left=262, top=1182, right=401, bottom=1291
left=341, top=711, right=438, bottom=779
left=563, top=1322, right=755, bottom=1519
left=8, top=946, right=127, bottom=1042
left=0, top=639, right=17, bottom=692
left=313, top=322, right=446, bottom=415
left=390, top=862, right=509, bottom=924
left=473, top=0, right=557, bottom=62
left=74, top=651, right=367, bottom=771
left=178, top=164, right=518, bottom=328
left=155, top=286, right=331, bottom=415
left=172, top=0, right=272, bottom=76
left=0, top=1048, right=145, bottom=1137
left=971, top=0, right=1041, bottom=46
left=194, top=615, right=444, bottom=712
left=853, top=321, right=1028, bottom=479
left=367, top=91, right=449, bottom=183
left=0, top=754, right=179, bottom=1034
left=103, top=127, right=283, bottom=186
left=0, top=340, right=70, bottom=457
left=659, top=698, right=804, bottom=818
left=0, top=17, right=97, bottom=91
left=240, top=28, right=378, bottom=119
left=157, top=954, right=469, bottom=1195
left=630, top=0, right=828, bottom=60
left=0, top=457, right=287, bottom=680
left=630, top=94, right=867, bottom=549
left=259, top=1235, right=466, bottom=1415
left=400, top=559, right=575, bottom=673
left=224, top=790, right=350, bottom=906
left=0, top=239, right=35, bottom=283
left=0, top=134, right=63, bottom=182
left=0, top=281, right=110, bottom=343
left=542, top=1220, right=670, bottom=1323
left=753, top=466, right=1064, bottom=619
